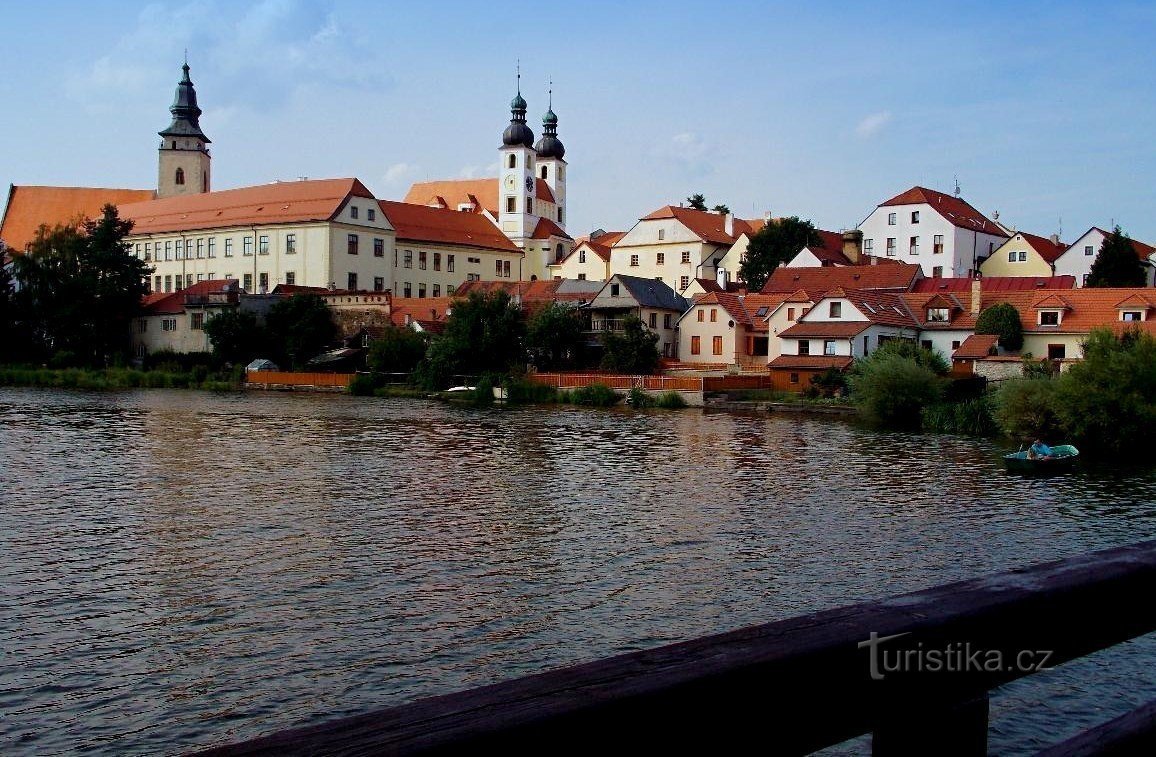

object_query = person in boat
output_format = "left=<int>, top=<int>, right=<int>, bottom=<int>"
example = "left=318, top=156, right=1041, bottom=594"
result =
left=1027, top=439, right=1054, bottom=460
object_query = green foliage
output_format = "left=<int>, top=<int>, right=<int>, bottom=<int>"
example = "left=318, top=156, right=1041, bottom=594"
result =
left=1050, top=328, right=1156, bottom=458
left=600, top=315, right=660, bottom=374
left=810, top=368, right=847, bottom=398
left=1086, top=227, right=1146, bottom=288
left=525, top=302, right=585, bottom=370
left=570, top=383, right=621, bottom=406
left=0, top=254, right=17, bottom=364
left=472, top=374, right=495, bottom=406
left=203, top=308, right=266, bottom=365
left=871, top=339, right=950, bottom=375
left=922, top=397, right=999, bottom=436
left=711, top=204, right=730, bottom=215
left=0, top=365, right=241, bottom=391
left=974, top=302, right=1024, bottom=352
left=367, top=325, right=427, bottom=374
left=655, top=391, right=688, bottom=409
left=11, top=206, right=150, bottom=365
left=994, top=378, right=1064, bottom=440
left=685, top=193, right=708, bottom=211
left=348, top=373, right=379, bottom=396
left=738, top=216, right=823, bottom=292
left=265, top=294, right=337, bottom=370
left=628, top=387, right=654, bottom=407
left=414, top=291, right=526, bottom=389
left=848, top=349, right=947, bottom=428
left=505, top=377, right=559, bottom=404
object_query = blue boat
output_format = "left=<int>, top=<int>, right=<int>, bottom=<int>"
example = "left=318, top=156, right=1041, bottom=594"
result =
left=1004, top=444, right=1080, bottom=472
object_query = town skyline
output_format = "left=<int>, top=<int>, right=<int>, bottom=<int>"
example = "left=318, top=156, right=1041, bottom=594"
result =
left=2, top=0, right=1154, bottom=243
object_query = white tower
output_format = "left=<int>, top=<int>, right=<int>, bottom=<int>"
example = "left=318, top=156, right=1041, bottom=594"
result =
left=533, top=85, right=567, bottom=232
left=498, top=71, right=539, bottom=245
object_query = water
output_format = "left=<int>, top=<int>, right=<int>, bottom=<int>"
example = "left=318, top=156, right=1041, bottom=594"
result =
left=2, top=388, right=1155, bottom=755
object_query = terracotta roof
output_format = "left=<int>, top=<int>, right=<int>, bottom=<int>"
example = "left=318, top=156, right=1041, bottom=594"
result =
left=800, top=229, right=853, bottom=265
left=768, top=355, right=855, bottom=370
left=953, top=334, right=999, bottom=360
left=558, top=231, right=625, bottom=265
left=976, top=287, right=1156, bottom=335
left=402, top=177, right=558, bottom=218
left=880, top=186, right=1007, bottom=237
left=633, top=206, right=763, bottom=246
left=119, top=178, right=375, bottom=235
left=900, top=292, right=977, bottom=330
left=911, top=275, right=1076, bottom=293
left=778, top=321, right=871, bottom=339
left=762, top=262, right=922, bottom=294
left=142, top=279, right=237, bottom=315
left=389, top=296, right=455, bottom=329
left=1, top=185, right=156, bottom=251
left=379, top=200, right=520, bottom=253
left=1016, top=231, right=1067, bottom=263
left=695, top=291, right=753, bottom=327
left=531, top=217, right=572, bottom=241
left=452, top=279, right=569, bottom=302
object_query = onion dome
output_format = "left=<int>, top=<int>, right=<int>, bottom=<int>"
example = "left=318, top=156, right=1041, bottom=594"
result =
left=502, top=80, right=534, bottom=148
left=533, top=91, right=564, bottom=159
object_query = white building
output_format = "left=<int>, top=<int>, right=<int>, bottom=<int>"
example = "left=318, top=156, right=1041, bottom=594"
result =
left=1053, top=226, right=1156, bottom=286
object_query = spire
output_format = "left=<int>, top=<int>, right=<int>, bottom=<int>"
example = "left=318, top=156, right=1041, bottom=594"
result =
left=534, top=79, right=565, bottom=159
left=502, top=62, right=533, bottom=148
left=159, top=59, right=210, bottom=143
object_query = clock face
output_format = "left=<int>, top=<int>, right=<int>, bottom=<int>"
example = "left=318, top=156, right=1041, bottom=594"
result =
left=525, top=175, right=534, bottom=193
left=504, top=175, right=516, bottom=190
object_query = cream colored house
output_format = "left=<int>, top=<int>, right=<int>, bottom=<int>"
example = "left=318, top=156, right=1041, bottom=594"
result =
left=132, top=279, right=239, bottom=357
left=979, top=232, right=1065, bottom=279
left=676, top=292, right=784, bottom=370
left=548, top=231, right=622, bottom=282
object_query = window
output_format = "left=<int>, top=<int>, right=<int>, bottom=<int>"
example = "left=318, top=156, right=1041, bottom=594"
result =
left=798, top=340, right=810, bottom=355
left=225, top=238, right=234, bottom=257
left=911, top=211, right=920, bottom=223
left=710, top=308, right=718, bottom=323
left=508, top=154, right=516, bottom=168
left=164, top=275, right=172, bottom=292
left=368, top=208, right=376, bottom=222
left=933, top=235, right=944, bottom=254
left=630, top=254, right=639, bottom=267
left=579, top=249, right=586, bottom=264
left=1122, top=311, right=1143, bottom=322
left=506, top=196, right=516, bottom=213
left=197, top=273, right=205, bottom=282
left=367, top=276, right=382, bottom=292
left=1008, top=250, right=1017, bottom=262
left=697, top=310, right=705, bottom=322
left=927, top=307, right=949, bottom=322
left=664, top=314, right=672, bottom=329
left=286, top=271, right=296, bottom=285
left=649, top=312, right=658, bottom=328
left=713, top=335, right=723, bottom=355
left=541, top=165, right=548, bottom=180
left=447, top=255, right=455, bottom=272
left=1018, top=251, right=1028, bottom=262
left=404, top=282, right=411, bottom=297
left=864, top=239, right=874, bottom=255
left=790, top=372, right=799, bottom=384
left=348, top=272, right=358, bottom=290
left=909, top=236, right=919, bottom=255
left=348, top=234, right=359, bottom=255
left=921, top=340, right=933, bottom=351
left=824, top=340, right=836, bottom=356
left=142, top=243, right=149, bottom=260
left=656, top=252, right=665, bottom=265
left=162, top=317, right=177, bottom=331
left=208, top=238, right=216, bottom=258
left=610, top=283, right=620, bottom=297
left=503, top=260, right=511, bottom=278
left=153, top=275, right=162, bottom=292
left=1039, top=311, right=1060, bottom=326
left=1083, top=274, right=1090, bottom=286
left=433, top=284, right=441, bottom=297
left=191, top=312, right=205, bottom=330
left=175, top=239, right=184, bottom=259
left=558, top=208, right=564, bottom=223
left=447, top=285, right=456, bottom=295
left=691, top=336, right=701, bottom=355
left=681, top=251, right=691, bottom=264
left=1084, top=245, right=1094, bottom=256
left=829, top=302, right=842, bottom=318
left=496, top=260, right=503, bottom=276
left=418, top=284, right=427, bottom=298
left=196, top=238, right=205, bottom=258
left=886, top=238, right=896, bottom=256
left=243, top=273, right=253, bottom=291
left=419, top=250, right=427, bottom=270
left=578, top=273, right=586, bottom=280
left=175, top=167, right=185, bottom=185
left=932, top=266, right=943, bottom=278
left=186, top=274, right=193, bottom=289
left=952, top=340, right=961, bottom=350
left=259, top=235, right=269, bottom=254
left=243, top=236, right=253, bottom=256
left=888, top=212, right=897, bottom=225
left=404, top=250, right=413, bottom=268
left=1048, top=344, right=1066, bottom=360
left=138, top=318, right=148, bottom=333
left=162, top=240, right=170, bottom=260
left=658, top=229, right=665, bottom=241
left=433, top=252, right=441, bottom=271
left=350, top=206, right=359, bottom=219
left=259, top=272, right=269, bottom=292
left=680, top=275, right=689, bottom=291
left=787, top=307, right=796, bottom=321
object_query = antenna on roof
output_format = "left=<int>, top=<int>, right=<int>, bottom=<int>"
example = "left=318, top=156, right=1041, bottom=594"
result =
left=1058, top=216, right=1063, bottom=240
left=516, top=60, right=521, bottom=94
left=953, top=176, right=961, bottom=197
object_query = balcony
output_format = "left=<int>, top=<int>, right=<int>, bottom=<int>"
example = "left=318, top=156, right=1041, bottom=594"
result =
left=590, top=319, right=626, bottom=333
left=184, top=291, right=239, bottom=308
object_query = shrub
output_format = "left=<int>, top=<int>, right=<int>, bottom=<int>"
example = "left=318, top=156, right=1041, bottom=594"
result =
left=473, top=374, right=495, bottom=406
left=975, top=302, right=1024, bottom=352
left=628, top=387, right=654, bottom=408
left=571, top=383, right=620, bottom=407
left=655, top=391, right=687, bottom=409
left=994, top=378, right=1063, bottom=440
left=810, top=368, right=847, bottom=398
left=506, top=377, right=558, bottom=404
left=848, top=353, right=946, bottom=428
left=348, top=373, right=379, bottom=396
left=923, top=397, right=998, bottom=436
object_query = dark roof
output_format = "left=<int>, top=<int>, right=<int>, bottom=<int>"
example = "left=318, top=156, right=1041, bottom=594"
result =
left=768, top=355, right=855, bottom=370
left=158, top=63, right=210, bottom=142
left=612, top=274, right=690, bottom=311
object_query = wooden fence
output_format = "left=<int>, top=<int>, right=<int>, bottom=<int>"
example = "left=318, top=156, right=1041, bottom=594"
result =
left=245, top=371, right=353, bottom=389
left=529, top=372, right=704, bottom=392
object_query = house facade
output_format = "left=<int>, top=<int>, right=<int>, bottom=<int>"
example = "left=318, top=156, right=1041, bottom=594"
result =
left=1051, top=227, right=1156, bottom=287
left=548, top=231, right=622, bottom=282
left=676, top=292, right=783, bottom=370
left=978, top=232, right=1066, bottom=279
left=588, top=274, right=689, bottom=358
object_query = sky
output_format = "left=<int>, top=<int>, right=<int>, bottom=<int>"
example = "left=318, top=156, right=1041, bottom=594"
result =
left=2, top=0, right=1155, bottom=243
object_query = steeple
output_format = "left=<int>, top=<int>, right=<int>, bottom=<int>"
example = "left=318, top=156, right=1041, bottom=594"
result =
left=502, top=64, right=534, bottom=148
left=157, top=57, right=211, bottom=198
left=534, top=83, right=565, bottom=159
left=159, top=59, right=210, bottom=143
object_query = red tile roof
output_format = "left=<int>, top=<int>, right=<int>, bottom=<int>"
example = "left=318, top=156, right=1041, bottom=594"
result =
left=561, top=230, right=625, bottom=264
left=762, top=262, right=922, bottom=294
left=634, top=206, right=764, bottom=246
left=1016, top=231, right=1067, bottom=263
left=976, top=287, right=1156, bottom=336
left=880, top=186, right=1007, bottom=237
left=900, top=291, right=977, bottom=330
left=531, top=217, right=572, bottom=241
left=1, top=185, right=156, bottom=251
left=768, top=355, right=855, bottom=370
left=389, top=296, right=455, bottom=329
left=119, top=178, right=374, bottom=235
left=911, top=275, right=1076, bottom=293
left=778, top=321, right=871, bottom=339
left=953, top=334, right=999, bottom=359
left=800, top=229, right=854, bottom=265
left=379, top=200, right=521, bottom=253
left=402, top=177, right=559, bottom=217
left=142, top=279, right=237, bottom=315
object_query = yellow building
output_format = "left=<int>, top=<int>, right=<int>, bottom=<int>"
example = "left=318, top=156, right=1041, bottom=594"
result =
left=979, top=231, right=1065, bottom=278
left=548, top=231, right=622, bottom=281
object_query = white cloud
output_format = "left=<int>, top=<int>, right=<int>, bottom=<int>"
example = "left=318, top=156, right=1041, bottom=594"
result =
left=652, top=132, right=716, bottom=178
left=855, top=111, right=893, bottom=138
left=383, top=162, right=415, bottom=184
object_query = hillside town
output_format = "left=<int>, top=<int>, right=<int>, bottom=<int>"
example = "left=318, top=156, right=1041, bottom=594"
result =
left=3, top=60, right=1155, bottom=389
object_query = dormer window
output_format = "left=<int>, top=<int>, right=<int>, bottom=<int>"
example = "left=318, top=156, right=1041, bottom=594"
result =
left=610, top=283, right=620, bottom=297
left=829, top=302, right=842, bottom=318
left=1121, top=311, right=1144, bottom=322
left=927, top=308, right=949, bottom=323
left=1039, top=310, right=1061, bottom=326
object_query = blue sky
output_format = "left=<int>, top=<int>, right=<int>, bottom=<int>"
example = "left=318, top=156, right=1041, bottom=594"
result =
left=2, top=0, right=1154, bottom=242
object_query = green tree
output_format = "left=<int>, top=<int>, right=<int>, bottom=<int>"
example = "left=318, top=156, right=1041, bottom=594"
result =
left=600, top=314, right=660, bottom=374
left=686, top=193, right=708, bottom=211
left=203, top=308, right=266, bottom=365
left=524, top=302, right=584, bottom=370
left=994, top=378, right=1064, bottom=440
left=12, top=205, right=150, bottom=365
left=712, top=203, right=730, bottom=215
left=974, top=302, right=1024, bottom=352
left=414, top=290, right=526, bottom=388
left=847, top=341, right=947, bottom=428
left=0, top=250, right=16, bottom=363
left=1086, top=227, right=1146, bottom=287
left=739, top=216, right=823, bottom=292
left=367, top=325, right=427, bottom=374
left=265, top=294, right=337, bottom=369
left=1051, top=327, right=1156, bottom=458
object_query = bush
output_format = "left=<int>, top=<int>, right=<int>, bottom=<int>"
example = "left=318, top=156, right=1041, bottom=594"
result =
left=922, top=397, right=998, bottom=435
left=975, top=302, right=1023, bottom=352
left=848, top=353, right=946, bottom=428
left=473, top=374, right=495, bottom=406
left=655, top=391, right=687, bottom=409
left=506, top=377, right=558, bottom=404
left=348, top=373, right=379, bottom=396
left=571, top=383, right=620, bottom=407
left=810, top=368, right=847, bottom=398
left=994, top=378, right=1064, bottom=440
left=628, top=387, right=654, bottom=408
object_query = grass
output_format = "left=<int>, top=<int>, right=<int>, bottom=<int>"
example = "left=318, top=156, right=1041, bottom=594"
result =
left=0, top=365, right=243, bottom=392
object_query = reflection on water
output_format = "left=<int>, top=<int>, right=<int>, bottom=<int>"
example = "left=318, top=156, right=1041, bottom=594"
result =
left=2, top=388, right=1155, bottom=755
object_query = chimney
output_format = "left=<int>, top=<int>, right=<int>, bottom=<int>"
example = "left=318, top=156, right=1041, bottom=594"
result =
left=1050, top=233, right=1061, bottom=245
left=842, top=230, right=864, bottom=264
left=717, top=267, right=729, bottom=290
left=970, top=274, right=982, bottom=316
left=724, top=213, right=734, bottom=237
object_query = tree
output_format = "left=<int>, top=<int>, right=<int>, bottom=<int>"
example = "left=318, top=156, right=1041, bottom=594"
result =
left=994, top=378, right=1064, bottom=440
left=847, top=347, right=946, bottom=428
left=367, top=325, right=427, bottom=374
left=1086, top=227, right=1146, bottom=287
left=0, top=249, right=16, bottom=363
left=12, top=205, right=150, bottom=365
left=974, top=302, right=1024, bottom=352
left=685, top=193, right=707, bottom=211
left=738, top=216, right=823, bottom=292
left=524, top=302, right=584, bottom=371
left=711, top=204, right=731, bottom=215
left=265, top=294, right=337, bottom=369
left=600, top=314, right=660, bottom=374
left=414, top=290, right=526, bottom=388
left=203, top=308, right=266, bottom=365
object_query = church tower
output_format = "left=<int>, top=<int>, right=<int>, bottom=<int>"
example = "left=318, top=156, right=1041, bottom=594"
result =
left=498, top=69, right=539, bottom=244
left=533, top=86, right=566, bottom=232
left=157, top=59, right=211, bottom=199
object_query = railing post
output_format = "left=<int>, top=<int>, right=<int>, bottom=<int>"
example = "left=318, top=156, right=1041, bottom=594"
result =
left=872, top=693, right=989, bottom=757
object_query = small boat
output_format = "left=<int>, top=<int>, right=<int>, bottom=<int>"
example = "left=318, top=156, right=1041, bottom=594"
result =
left=1004, top=444, right=1080, bottom=473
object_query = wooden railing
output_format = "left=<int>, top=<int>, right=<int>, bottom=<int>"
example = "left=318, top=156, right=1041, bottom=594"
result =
left=244, top=371, right=353, bottom=388
left=194, top=540, right=1156, bottom=756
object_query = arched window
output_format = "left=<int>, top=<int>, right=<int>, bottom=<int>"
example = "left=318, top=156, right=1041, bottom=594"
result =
left=540, top=165, right=548, bottom=180
left=175, top=167, right=185, bottom=185
left=508, top=154, right=516, bottom=168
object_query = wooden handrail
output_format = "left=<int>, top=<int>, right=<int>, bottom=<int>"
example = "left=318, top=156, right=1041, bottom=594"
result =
left=192, top=540, right=1156, bottom=756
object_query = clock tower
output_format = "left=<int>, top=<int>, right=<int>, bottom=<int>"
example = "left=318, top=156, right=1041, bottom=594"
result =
left=498, top=71, right=539, bottom=246
left=157, top=59, right=211, bottom=199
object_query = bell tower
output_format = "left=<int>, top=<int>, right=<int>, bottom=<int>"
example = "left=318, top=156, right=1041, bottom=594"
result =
left=158, top=58, right=211, bottom=199
left=533, top=84, right=566, bottom=232
left=498, top=66, right=538, bottom=244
